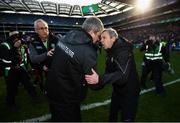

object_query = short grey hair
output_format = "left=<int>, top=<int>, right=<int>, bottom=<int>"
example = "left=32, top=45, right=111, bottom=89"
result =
left=34, top=19, right=48, bottom=29
left=103, top=28, right=118, bottom=39
left=82, top=17, right=104, bottom=33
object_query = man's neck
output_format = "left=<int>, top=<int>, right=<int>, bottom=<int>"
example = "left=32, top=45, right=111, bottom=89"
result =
left=41, top=37, right=47, bottom=42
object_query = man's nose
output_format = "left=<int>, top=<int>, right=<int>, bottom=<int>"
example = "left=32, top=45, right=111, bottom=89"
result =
left=43, top=29, right=47, bottom=33
left=17, top=40, right=21, bottom=43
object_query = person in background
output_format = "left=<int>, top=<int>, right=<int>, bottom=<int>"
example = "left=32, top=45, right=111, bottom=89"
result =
left=29, top=19, right=59, bottom=92
left=140, top=35, right=169, bottom=95
left=45, top=17, right=104, bottom=121
left=0, top=31, right=37, bottom=111
left=85, top=28, right=140, bottom=121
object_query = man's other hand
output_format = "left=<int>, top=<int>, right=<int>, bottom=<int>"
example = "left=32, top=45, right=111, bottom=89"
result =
left=85, top=68, right=99, bottom=84
left=47, top=48, right=54, bottom=56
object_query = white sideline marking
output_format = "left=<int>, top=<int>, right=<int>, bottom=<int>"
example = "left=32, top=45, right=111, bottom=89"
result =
left=23, top=78, right=180, bottom=122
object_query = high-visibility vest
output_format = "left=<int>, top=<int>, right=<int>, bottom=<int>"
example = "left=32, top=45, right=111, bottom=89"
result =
left=145, top=42, right=164, bottom=60
left=0, top=42, right=12, bottom=64
left=20, top=45, right=28, bottom=65
left=0, top=42, right=27, bottom=76
left=0, top=42, right=11, bottom=76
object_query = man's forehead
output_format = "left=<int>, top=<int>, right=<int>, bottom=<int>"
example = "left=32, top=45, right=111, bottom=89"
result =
left=37, top=21, right=48, bottom=27
left=102, top=31, right=109, bottom=35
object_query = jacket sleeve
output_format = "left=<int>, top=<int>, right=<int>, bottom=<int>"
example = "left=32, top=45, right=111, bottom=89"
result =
left=100, top=70, right=126, bottom=85
left=161, top=44, right=169, bottom=62
left=81, top=47, right=101, bottom=90
left=82, top=48, right=97, bottom=75
left=0, top=44, right=12, bottom=67
left=90, top=66, right=131, bottom=90
left=99, top=54, right=132, bottom=88
left=29, top=43, right=47, bottom=63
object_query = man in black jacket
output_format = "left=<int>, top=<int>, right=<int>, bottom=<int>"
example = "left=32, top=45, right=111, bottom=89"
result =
left=140, top=35, right=169, bottom=94
left=45, top=17, right=104, bottom=121
left=29, top=19, right=58, bottom=92
left=86, top=28, right=140, bottom=121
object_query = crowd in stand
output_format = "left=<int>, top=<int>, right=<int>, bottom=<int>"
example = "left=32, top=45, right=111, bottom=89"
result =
left=119, top=24, right=180, bottom=49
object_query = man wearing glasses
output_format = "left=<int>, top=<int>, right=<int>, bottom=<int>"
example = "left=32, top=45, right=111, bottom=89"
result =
left=29, top=19, right=59, bottom=92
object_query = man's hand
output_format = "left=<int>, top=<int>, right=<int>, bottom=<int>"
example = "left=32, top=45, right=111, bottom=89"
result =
left=85, top=68, right=99, bottom=84
left=47, top=49, right=54, bottom=57
left=14, top=64, right=20, bottom=69
left=43, top=65, right=48, bottom=72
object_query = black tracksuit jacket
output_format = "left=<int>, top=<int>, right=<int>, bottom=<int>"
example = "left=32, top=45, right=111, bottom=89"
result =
left=29, top=33, right=58, bottom=68
left=100, top=37, right=140, bottom=96
left=46, top=29, right=98, bottom=104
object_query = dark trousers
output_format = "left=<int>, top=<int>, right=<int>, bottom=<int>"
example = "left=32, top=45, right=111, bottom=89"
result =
left=49, top=101, right=81, bottom=122
left=5, top=67, right=37, bottom=106
left=109, top=86, right=139, bottom=122
left=141, top=60, right=165, bottom=93
left=32, top=65, right=48, bottom=92
left=33, top=68, right=44, bottom=91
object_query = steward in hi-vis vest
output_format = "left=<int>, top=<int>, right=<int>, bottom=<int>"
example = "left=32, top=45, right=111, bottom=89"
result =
left=0, top=31, right=37, bottom=109
left=140, top=35, right=169, bottom=96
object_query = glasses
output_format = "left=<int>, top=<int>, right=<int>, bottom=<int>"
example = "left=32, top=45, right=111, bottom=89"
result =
left=37, top=27, right=48, bottom=31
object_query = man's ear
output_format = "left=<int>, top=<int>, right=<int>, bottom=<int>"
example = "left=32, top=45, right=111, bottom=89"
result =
left=88, top=30, right=94, bottom=36
left=35, top=28, right=38, bottom=33
left=111, top=36, right=116, bottom=43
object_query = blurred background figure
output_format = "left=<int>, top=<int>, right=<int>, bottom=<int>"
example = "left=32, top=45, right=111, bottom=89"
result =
left=140, top=35, right=169, bottom=96
left=0, top=30, right=37, bottom=111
